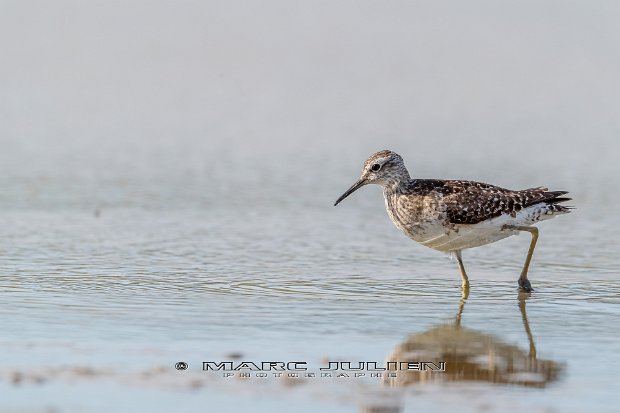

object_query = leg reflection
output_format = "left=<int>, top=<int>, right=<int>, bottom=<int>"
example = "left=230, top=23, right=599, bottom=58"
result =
left=455, top=286, right=469, bottom=327
left=519, top=291, right=536, bottom=359
left=384, top=289, right=561, bottom=387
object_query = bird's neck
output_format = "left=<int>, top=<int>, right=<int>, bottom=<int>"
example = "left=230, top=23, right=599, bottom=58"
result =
left=382, top=171, right=412, bottom=195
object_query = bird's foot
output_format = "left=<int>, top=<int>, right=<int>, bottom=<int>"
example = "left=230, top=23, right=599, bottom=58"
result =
left=518, top=277, right=533, bottom=293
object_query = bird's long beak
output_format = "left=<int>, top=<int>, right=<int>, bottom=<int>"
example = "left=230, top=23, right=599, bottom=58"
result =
left=334, top=179, right=367, bottom=206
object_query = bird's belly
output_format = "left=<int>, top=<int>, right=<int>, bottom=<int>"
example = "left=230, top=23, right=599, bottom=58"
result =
left=400, top=217, right=521, bottom=252
left=424, top=205, right=555, bottom=251
left=417, top=225, right=515, bottom=252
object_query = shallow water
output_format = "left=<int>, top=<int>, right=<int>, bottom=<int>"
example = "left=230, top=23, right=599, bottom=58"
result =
left=2, top=1, right=620, bottom=411
left=1, top=141, right=619, bottom=412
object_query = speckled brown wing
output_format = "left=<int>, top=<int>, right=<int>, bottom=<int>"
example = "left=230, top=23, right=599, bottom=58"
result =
left=411, top=180, right=570, bottom=225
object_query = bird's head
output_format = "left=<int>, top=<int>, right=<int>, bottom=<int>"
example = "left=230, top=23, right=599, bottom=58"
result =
left=334, top=150, right=409, bottom=206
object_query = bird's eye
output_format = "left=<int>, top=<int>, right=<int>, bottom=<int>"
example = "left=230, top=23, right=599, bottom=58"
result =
left=371, top=163, right=381, bottom=172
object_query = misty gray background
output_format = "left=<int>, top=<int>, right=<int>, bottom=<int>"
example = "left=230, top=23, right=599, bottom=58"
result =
left=1, top=0, right=618, bottom=211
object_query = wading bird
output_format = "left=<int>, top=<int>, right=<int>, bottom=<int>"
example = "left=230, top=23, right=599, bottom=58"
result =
left=334, top=150, right=571, bottom=292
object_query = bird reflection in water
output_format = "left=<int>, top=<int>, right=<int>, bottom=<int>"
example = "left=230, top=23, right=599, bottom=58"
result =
left=384, top=290, right=562, bottom=388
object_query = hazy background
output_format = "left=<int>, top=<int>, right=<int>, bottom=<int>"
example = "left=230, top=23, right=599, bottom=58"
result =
left=1, top=0, right=619, bottom=210
left=1, top=1, right=619, bottom=412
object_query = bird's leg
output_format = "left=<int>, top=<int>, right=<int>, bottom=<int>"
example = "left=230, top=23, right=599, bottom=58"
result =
left=455, top=250, right=470, bottom=296
left=503, top=225, right=539, bottom=292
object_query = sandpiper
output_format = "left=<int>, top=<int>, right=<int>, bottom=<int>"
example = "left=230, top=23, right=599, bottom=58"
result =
left=334, top=150, right=571, bottom=292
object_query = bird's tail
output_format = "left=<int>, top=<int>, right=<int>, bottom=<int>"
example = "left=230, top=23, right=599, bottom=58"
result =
left=541, top=190, right=573, bottom=214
